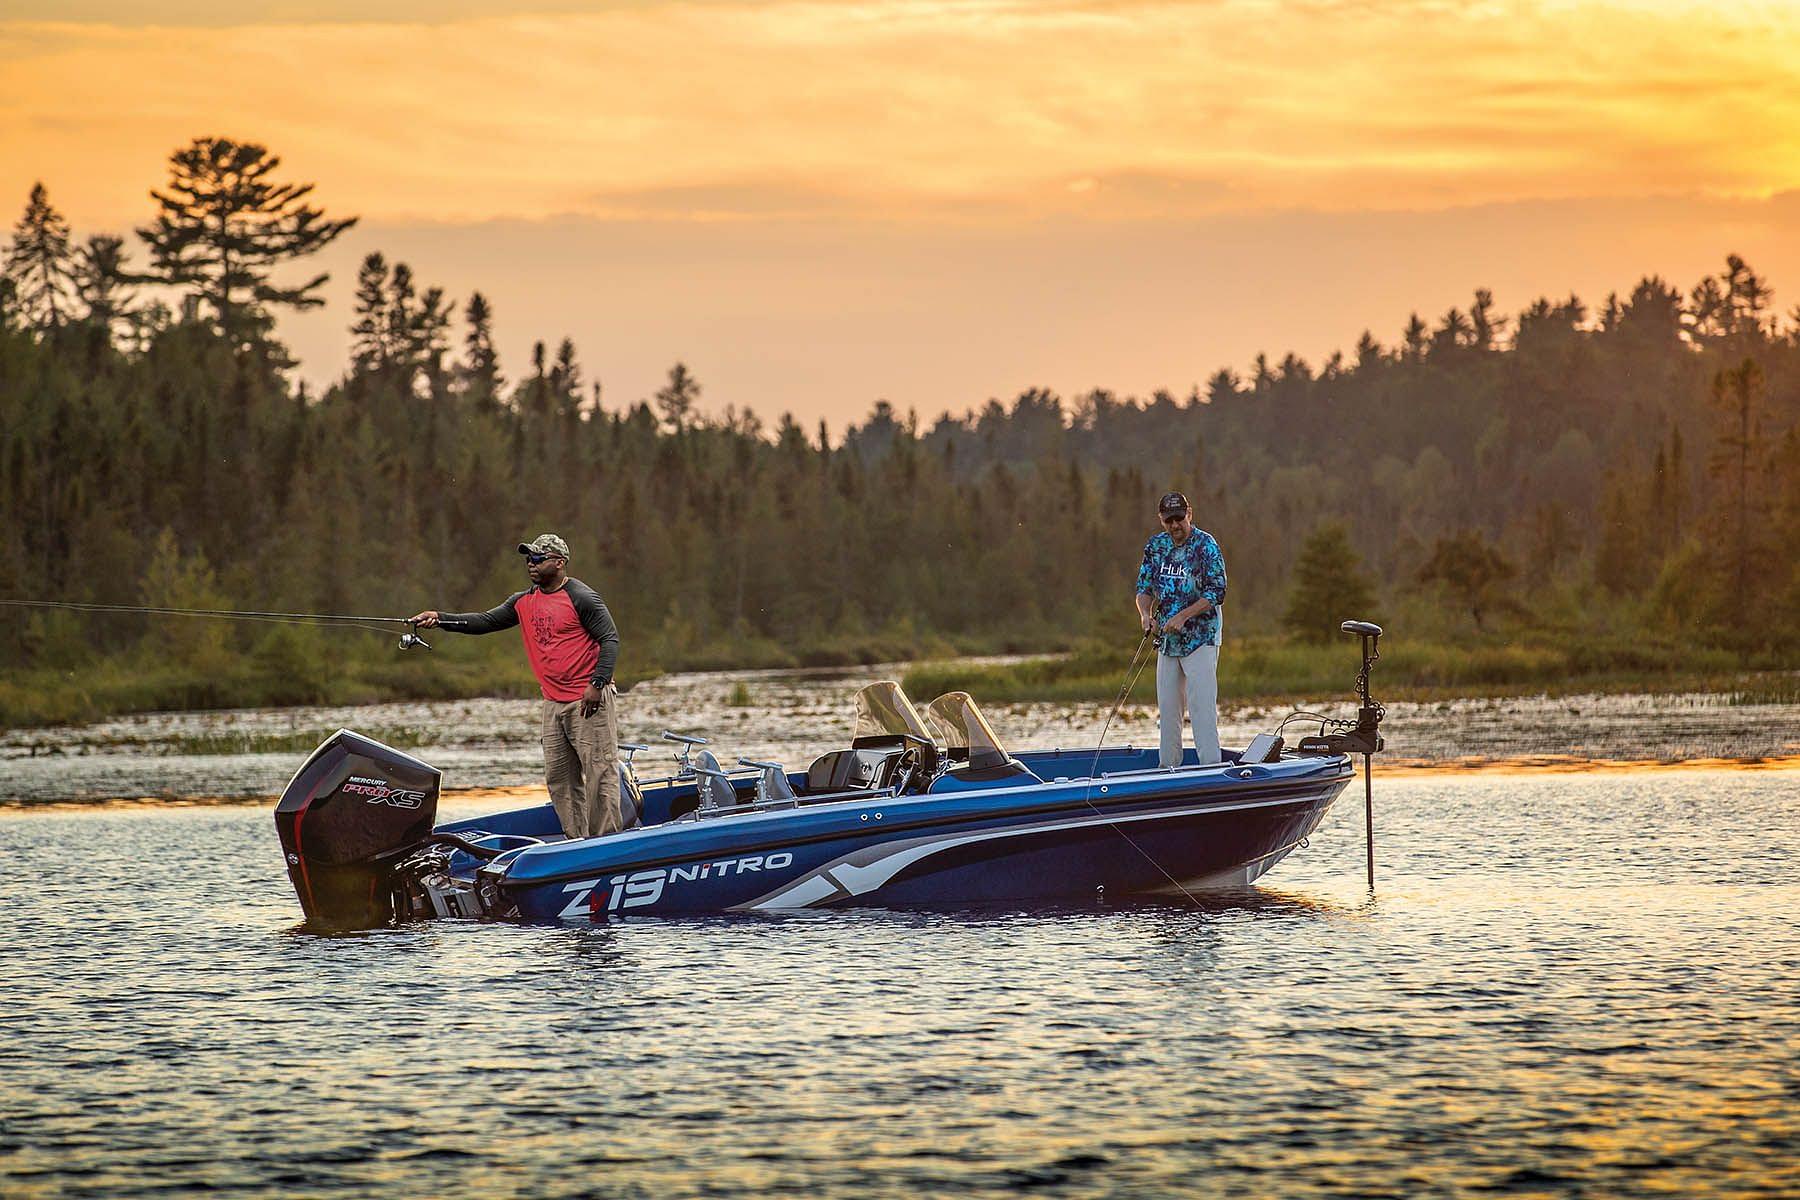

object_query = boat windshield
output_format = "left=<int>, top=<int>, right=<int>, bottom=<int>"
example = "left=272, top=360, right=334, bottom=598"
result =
left=850, top=681, right=933, bottom=743
left=923, top=692, right=1010, bottom=769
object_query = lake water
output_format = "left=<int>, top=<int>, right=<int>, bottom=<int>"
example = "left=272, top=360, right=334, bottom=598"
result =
left=3, top=670, right=1798, bottom=1196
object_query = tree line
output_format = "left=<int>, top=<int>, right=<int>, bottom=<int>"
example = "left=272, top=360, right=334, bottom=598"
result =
left=3, top=137, right=1798, bottom=694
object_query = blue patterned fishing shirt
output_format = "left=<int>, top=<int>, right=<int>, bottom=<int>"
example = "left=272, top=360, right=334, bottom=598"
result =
left=1135, top=528, right=1228, bottom=657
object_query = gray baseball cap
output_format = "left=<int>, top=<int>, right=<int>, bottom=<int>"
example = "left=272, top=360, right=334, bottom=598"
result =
left=518, top=533, right=570, bottom=560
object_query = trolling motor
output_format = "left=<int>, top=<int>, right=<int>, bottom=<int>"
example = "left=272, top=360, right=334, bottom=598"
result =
left=1296, top=619, right=1386, bottom=890
left=1298, top=620, right=1385, bottom=758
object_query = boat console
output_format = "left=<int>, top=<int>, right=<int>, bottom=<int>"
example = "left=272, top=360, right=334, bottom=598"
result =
left=801, top=681, right=940, bottom=795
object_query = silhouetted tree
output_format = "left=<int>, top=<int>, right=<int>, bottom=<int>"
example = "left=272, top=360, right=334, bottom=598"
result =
left=348, top=252, right=392, bottom=372
left=1721, top=254, right=1772, bottom=341
left=459, top=291, right=503, bottom=406
left=656, top=361, right=701, bottom=431
left=550, top=338, right=583, bottom=416
left=137, top=137, right=356, bottom=346
left=4, top=182, right=74, bottom=332
left=1401, top=313, right=1428, bottom=362
left=1470, top=288, right=1506, bottom=350
left=72, top=234, right=137, bottom=341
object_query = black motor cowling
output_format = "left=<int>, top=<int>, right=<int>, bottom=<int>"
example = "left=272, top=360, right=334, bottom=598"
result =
left=274, top=729, right=440, bottom=928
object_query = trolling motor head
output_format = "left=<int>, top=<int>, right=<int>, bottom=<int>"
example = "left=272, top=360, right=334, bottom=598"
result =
left=1297, top=618, right=1386, bottom=758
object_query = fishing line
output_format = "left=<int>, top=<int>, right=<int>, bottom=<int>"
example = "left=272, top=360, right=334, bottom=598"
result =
left=0, top=598, right=408, bottom=640
left=1079, top=625, right=1207, bottom=908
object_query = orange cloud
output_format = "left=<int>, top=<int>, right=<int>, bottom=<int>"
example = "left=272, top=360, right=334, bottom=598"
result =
left=1, top=1, right=1798, bottom=230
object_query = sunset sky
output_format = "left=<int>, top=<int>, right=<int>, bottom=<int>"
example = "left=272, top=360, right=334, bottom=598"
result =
left=4, top=0, right=1799, bottom=426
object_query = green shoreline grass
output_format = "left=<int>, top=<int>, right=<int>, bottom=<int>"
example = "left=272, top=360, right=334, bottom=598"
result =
left=900, top=636, right=1800, bottom=708
left=4, top=631, right=1796, bottom=730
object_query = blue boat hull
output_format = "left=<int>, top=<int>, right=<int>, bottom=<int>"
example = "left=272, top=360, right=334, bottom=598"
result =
left=457, top=754, right=1354, bottom=921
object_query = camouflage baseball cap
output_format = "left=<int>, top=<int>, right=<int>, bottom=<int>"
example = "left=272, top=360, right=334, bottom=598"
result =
left=518, top=533, right=570, bottom=560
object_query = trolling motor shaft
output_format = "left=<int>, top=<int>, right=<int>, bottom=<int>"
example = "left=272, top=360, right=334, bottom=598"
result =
left=1295, top=619, right=1385, bottom=891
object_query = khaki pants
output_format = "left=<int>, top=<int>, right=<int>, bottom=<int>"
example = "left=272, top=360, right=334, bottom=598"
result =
left=1157, top=644, right=1220, bottom=768
left=541, top=685, right=621, bottom=840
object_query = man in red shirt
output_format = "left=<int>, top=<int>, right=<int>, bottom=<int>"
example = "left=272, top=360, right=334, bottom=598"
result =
left=410, top=533, right=623, bottom=840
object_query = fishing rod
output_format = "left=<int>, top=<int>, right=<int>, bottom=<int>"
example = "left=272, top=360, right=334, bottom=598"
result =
left=0, top=599, right=431, bottom=649
left=1079, top=623, right=1208, bottom=907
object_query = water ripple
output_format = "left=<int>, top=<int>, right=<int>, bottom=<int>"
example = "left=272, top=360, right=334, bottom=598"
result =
left=3, top=773, right=1798, bottom=1196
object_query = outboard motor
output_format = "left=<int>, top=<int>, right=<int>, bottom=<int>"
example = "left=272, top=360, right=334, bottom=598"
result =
left=274, top=729, right=440, bottom=928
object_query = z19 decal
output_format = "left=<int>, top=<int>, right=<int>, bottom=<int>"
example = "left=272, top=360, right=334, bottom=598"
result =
left=557, top=852, right=795, bottom=918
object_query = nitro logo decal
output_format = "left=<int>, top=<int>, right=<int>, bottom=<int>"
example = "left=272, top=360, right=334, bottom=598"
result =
left=557, top=852, right=795, bottom=919
left=340, top=775, right=426, bottom=809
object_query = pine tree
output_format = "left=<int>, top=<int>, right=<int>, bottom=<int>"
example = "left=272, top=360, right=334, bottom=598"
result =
left=137, top=138, right=357, bottom=345
left=1721, top=254, right=1772, bottom=341
left=1594, top=473, right=1648, bottom=595
left=1401, top=313, right=1428, bottom=362
left=1282, top=523, right=1375, bottom=642
left=551, top=338, right=582, bottom=416
left=656, top=361, right=701, bottom=432
left=1354, top=330, right=1384, bottom=371
left=348, top=252, right=391, bottom=372
left=459, top=291, right=503, bottom=407
left=1705, top=358, right=1774, bottom=627
left=72, top=234, right=137, bottom=341
left=1431, top=307, right=1472, bottom=357
left=4, top=182, right=75, bottom=332
left=1470, top=288, right=1507, bottom=350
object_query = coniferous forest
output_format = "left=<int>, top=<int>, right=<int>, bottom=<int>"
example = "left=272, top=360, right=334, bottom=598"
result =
left=3, top=138, right=1799, bottom=725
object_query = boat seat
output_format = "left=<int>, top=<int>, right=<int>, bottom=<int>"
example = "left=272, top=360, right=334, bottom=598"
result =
left=692, top=750, right=739, bottom=810
left=618, top=762, right=643, bottom=829
left=740, top=758, right=797, bottom=805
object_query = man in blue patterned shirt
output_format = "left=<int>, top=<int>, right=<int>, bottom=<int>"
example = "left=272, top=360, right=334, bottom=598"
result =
left=1134, top=491, right=1228, bottom=767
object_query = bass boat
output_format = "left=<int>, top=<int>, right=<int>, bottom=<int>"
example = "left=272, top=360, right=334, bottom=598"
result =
left=275, top=622, right=1387, bottom=928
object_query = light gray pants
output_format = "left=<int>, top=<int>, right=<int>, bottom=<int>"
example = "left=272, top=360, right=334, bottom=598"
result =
left=541, top=685, right=621, bottom=840
left=1157, top=643, right=1220, bottom=768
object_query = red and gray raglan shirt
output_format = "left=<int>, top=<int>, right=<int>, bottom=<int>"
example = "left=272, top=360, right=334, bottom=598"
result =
left=437, top=579, right=619, bottom=703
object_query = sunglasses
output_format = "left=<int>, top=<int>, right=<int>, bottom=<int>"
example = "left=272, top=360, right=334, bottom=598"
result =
left=1160, top=512, right=1189, bottom=525
left=526, top=553, right=555, bottom=565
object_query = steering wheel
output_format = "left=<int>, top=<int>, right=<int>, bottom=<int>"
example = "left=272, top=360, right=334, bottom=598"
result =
left=889, top=747, right=924, bottom=794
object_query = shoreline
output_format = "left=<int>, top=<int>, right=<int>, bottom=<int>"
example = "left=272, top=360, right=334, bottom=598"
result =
left=9, top=755, right=1799, bottom=812
left=7, top=640, right=1799, bottom=732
